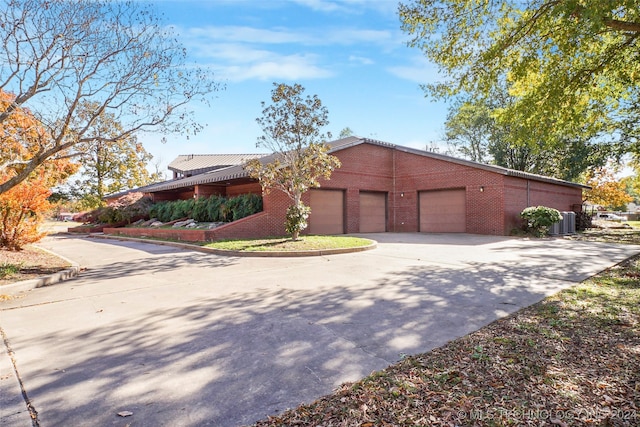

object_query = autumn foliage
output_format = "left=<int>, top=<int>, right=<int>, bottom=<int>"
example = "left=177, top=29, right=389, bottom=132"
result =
left=1, top=91, right=77, bottom=250
left=584, top=167, right=633, bottom=211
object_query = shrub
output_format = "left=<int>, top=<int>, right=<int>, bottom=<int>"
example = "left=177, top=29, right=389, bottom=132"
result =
left=520, top=206, right=562, bottom=237
left=285, top=203, right=311, bottom=240
left=0, top=174, right=50, bottom=250
left=575, top=211, right=592, bottom=231
left=147, top=193, right=263, bottom=223
left=80, top=192, right=153, bottom=225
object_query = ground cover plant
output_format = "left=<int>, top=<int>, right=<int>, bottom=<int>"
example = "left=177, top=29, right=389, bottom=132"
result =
left=252, top=244, right=640, bottom=426
left=205, top=235, right=373, bottom=252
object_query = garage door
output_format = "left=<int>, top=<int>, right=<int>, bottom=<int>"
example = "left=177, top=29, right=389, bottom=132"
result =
left=359, top=192, right=386, bottom=232
left=309, top=189, right=344, bottom=234
left=419, top=189, right=466, bottom=233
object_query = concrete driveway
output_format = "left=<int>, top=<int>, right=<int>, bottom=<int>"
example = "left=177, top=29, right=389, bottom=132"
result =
left=1, top=233, right=638, bottom=426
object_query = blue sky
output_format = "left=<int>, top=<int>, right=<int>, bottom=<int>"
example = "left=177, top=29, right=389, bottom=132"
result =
left=142, top=0, right=449, bottom=173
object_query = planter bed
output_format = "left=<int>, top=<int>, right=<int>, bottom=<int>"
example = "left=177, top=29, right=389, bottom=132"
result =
left=103, top=227, right=216, bottom=242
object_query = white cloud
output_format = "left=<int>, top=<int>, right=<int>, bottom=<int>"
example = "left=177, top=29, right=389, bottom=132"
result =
left=215, top=52, right=333, bottom=82
left=348, top=55, right=374, bottom=65
left=291, top=0, right=398, bottom=15
left=173, top=23, right=396, bottom=82
left=387, top=55, right=443, bottom=84
left=183, top=25, right=393, bottom=47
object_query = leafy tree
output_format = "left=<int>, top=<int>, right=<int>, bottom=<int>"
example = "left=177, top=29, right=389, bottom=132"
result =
left=445, top=92, right=610, bottom=181
left=70, top=102, right=159, bottom=209
left=245, top=83, right=341, bottom=240
left=339, top=127, right=355, bottom=138
left=0, top=0, right=222, bottom=194
left=0, top=91, right=77, bottom=250
left=584, top=167, right=633, bottom=210
left=399, top=1, right=640, bottom=158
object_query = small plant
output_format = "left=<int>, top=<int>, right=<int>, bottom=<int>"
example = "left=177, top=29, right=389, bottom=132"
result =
left=0, top=262, right=21, bottom=279
left=520, top=206, right=562, bottom=237
left=285, top=203, right=311, bottom=240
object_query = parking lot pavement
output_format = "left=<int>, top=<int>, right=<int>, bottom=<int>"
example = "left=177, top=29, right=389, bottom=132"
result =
left=1, top=233, right=638, bottom=426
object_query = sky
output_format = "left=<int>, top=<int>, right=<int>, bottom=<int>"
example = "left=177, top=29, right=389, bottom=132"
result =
left=140, top=0, right=450, bottom=174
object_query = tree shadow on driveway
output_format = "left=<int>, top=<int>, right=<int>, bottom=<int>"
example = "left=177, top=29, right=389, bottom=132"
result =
left=6, top=260, right=581, bottom=427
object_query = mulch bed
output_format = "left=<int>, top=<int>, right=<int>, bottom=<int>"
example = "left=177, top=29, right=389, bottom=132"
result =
left=0, top=246, right=71, bottom=286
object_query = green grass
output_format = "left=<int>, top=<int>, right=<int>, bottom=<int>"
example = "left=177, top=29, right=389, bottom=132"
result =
left=626, top=220, right=640, bottom=228
left=204, top=235, right=374, bottom=252
left=0, top=262, right=21, bottom=279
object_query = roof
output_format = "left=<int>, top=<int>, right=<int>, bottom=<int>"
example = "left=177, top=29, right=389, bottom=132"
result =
left=328, top=137, right=590, bottom=189
left=108, top=137, right=588, bottom=196
left=168, top=154, right=266, bottom=174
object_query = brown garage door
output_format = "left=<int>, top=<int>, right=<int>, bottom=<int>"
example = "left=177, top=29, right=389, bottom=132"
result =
left=419, top=189, right=466, bottom=233
left=359, top=192, right=386, bottom=232
left=309, top=189, right=344, bottom=234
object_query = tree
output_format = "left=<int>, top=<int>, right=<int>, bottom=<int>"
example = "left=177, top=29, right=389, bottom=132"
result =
left=399, top=1, right=640, bottom=157
left=245, top=83, right=341, bottom=240
left=444, top=91, right=611, bottom=181
left=584, top=167, right=633, bottom=210
left=0, top=0, right=222, bottom=194
left=0, top=91, right=77, bottom=250
left=339, top=127, right=355, bottom=138
left=70, top=101, right=159, bottom=209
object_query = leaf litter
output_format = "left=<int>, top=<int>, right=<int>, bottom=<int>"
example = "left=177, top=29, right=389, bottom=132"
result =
left=252, top=248, right=640, bottom=426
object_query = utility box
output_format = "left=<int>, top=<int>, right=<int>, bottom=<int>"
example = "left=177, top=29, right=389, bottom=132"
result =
left=550, top=211, right=576, bottom=235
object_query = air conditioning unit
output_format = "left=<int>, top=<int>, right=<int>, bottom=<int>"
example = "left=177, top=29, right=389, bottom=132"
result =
left=550, top=212, right=576, bottom=235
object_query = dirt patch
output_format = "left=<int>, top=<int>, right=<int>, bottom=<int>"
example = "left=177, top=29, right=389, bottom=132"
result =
left=566, top=228, right=640, bottom=245
left=0, top=246, right=71, bottom=286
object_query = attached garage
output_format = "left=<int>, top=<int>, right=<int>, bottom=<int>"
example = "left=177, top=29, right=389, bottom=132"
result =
left=419, top=189, right=466, bottom=233
left=309, top=189, right=344, bottom=234
left=359, top=191, right=386, bottom=232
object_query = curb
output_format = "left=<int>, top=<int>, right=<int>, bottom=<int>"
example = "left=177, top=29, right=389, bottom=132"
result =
left=89, top=233, right=378, bottom=257
left=0, top=247, right=80, bottom=297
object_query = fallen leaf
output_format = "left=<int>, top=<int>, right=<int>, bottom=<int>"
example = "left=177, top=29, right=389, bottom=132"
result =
left=117, top=411, right=133, bottom=417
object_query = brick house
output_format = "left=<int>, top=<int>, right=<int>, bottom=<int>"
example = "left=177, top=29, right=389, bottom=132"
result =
left=125, top=137, right=586, bottom=238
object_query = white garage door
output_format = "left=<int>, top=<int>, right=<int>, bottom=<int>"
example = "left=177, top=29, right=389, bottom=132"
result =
left=419, top=189, right=466, bottom=233
left=309, top=189, right=344, bottom=235
left=359, top=192, right=386, bottom=233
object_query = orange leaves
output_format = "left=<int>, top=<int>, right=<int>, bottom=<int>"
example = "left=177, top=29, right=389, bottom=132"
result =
left=584, top=167, right=633, bottom=210
left=0, top=171, right=50, bottom=250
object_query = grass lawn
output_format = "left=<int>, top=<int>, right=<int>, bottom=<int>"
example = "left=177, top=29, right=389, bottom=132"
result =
left=627, top=220, right=640, bottom=228
left=253, top=238, right=640, bottom=426
left=204, top=235, right=374, bottom=252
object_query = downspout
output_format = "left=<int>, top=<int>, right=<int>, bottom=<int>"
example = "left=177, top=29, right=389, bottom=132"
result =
left=392, top=147, right=396, bottom=232
left=527, top=180, right=530, bottom=206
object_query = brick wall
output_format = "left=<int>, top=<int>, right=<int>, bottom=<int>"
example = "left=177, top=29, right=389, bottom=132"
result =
left=503, top=176, right=583, bottom=233
left=138, top=142, right=584, bottom=238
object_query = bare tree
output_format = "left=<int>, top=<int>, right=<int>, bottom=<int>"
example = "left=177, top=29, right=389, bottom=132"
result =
left=0, top=0, right=222, bottom=194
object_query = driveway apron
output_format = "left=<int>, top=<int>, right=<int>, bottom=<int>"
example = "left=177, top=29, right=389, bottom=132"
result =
left=1, top=233, right=638, bottom=426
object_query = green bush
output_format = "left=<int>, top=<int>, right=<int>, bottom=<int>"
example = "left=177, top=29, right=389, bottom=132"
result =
left=148, top=193, right=263, bottom=223
left=520, top=206, right=562, bottom=237
left=82, top=192, right=153, bottom=224
left=285, top=203, right=311, bottom=239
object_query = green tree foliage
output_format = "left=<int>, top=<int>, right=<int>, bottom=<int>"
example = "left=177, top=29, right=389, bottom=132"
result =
left=70, top=102, right=159, bottom=209
left=399, top=1, right=640, bottom=158
left=445, top=93, right=609, bottom=181
left=0, top=0, right=222, bottom=194
left=245, top=83, right=341, bottom=240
